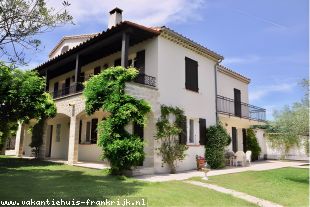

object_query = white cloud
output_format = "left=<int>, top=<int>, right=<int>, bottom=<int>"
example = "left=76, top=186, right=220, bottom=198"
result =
left=46, top=0, right=205, bottom=26
left=249, top=83, right=296, bottom=102
left=223, top=55, right=261, bottom=64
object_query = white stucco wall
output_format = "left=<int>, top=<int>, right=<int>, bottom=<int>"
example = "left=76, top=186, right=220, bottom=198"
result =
left=47, top=116, right=70, bottom=160
left=50, top=38, right=90, bottom=59
left=153, top=36, right=218, bottom=173
left=217, top=70, right=249, bottom=103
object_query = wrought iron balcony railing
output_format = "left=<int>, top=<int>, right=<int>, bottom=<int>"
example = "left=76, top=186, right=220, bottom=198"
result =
left=49, top=74, right=156, bottom=99
left=50, top=83, right=84, bottom=99
left=133, top=73, right=156, bottom=87
left=217, top=95, right=266, bottom=121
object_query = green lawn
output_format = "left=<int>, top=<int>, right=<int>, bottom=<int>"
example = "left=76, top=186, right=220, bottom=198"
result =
left=192, top=167, right=309, bottom=207
left=0, top=156, right=255, bottom=207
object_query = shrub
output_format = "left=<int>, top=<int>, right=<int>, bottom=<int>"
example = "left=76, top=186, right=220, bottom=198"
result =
left=83, top=66, right=151, bottom=175
left=205, top=124, right=231, bottom=169
left=246, top=128, right=261, bottom=161
left=156, top=105, right=188, bottom=174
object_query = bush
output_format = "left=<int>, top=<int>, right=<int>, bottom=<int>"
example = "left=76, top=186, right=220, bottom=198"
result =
left=246, top=129, right=261, bottom=161
left=205, top=124, right=231, bottom=169
left=83, top=67, right=151, bottom=175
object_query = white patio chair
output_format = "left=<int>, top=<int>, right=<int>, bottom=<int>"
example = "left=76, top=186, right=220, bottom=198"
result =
left=234, top=151, right=246, bottom=166
left=245, top=151, right=252, bottom=166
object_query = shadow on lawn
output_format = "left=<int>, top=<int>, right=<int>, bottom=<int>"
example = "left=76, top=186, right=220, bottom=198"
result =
left=0, top=157, right=146, bottom=201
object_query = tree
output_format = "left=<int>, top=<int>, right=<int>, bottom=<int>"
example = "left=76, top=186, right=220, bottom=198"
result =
left=0, top=62, right=56, bottom=154
left=246, top=128, right=261, bottom=161
left=83, top=66, right=151, bottom=175
left=266, top=79, right=309, bottom=158
left=0, top=0, right=72, bottom=65
left=156, top=105, right=188, bottom=174
left=205, top=124, right=231, bottom=169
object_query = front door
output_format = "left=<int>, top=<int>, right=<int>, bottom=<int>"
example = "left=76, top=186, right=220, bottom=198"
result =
left=232, top=127, right=238, bottom=152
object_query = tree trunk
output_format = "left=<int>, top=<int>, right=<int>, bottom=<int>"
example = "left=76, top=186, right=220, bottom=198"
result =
left=169, top=163, right=176, bottom=174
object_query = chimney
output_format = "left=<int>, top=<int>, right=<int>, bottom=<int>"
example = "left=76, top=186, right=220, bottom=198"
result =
left=108, top=7, right=123, bottom=29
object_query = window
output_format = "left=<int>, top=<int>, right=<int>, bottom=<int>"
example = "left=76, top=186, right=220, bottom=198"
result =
left=189, top=119, right=194, bottom=143
left=56, top=124, right=61, bottom=142
left=185, top=57, right=199, bottom=92
left=61, top=46, right=69, bottom=54
left=94, top=66, right=101, bottom=75
left=134, top=50, right=145, bottom=74
left=114, top=58, right=121, bottom=66
left=133, top=122, right=144, bottom=140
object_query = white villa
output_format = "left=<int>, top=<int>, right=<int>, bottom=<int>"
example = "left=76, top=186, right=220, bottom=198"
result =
left=14, top=8, right=267, bottom=175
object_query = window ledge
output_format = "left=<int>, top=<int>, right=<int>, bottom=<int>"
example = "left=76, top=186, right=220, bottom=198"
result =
left=186, top=144, right=202, bottom=147
left=184, top=88, right=199, bottom=93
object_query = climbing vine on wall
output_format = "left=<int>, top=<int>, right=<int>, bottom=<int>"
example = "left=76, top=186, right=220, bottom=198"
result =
left=83, top=66, right=151, bottom=175
left=156, top=105, right=188, bottom=174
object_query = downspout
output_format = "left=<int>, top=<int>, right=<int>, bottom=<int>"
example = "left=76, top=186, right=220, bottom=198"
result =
left=214, top=58, right=223, bottom=124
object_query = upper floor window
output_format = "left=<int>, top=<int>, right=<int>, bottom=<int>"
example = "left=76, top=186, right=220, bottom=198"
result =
left=185, top=57, right=199, bottom=92
left=61, top=45, right=69, bottom=54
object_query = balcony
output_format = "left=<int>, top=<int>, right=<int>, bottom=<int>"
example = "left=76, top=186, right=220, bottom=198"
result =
left=49, top=74, right=156, bottom=99
left=217, top=95, right=266, bottom=122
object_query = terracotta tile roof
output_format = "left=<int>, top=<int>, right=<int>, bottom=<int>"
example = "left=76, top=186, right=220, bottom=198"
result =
left=217, top=65, right=251, bottom=84
left=35, top=21, right=160, bottom=71
left=160, top=26, right=223, bottom=61
left=36, top=21, right=223, bottom=71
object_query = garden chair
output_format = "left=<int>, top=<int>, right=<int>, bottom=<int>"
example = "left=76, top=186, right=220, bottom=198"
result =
left=234, top=151, right=246, bottom=166
left=245, top=151, right=252, bottom=166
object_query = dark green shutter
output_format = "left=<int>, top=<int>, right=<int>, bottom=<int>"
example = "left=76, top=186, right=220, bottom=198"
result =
left=232, top=127, right=237, bottom=152
left=91, top=118, right=98, bottom=144
left=185, top=57, right=198, bottom=92
left=179, top=115, right=187, bottom=144
left=199, top=118, right=207, bottom=145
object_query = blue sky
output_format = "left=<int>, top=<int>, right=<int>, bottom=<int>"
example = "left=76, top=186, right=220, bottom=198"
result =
left=23, top=0, right=309, bottom=120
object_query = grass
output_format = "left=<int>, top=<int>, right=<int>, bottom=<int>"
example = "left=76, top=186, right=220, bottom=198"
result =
left=191, top=167, right=309, bottom=207
left=0, top=156, right=256, bottom=207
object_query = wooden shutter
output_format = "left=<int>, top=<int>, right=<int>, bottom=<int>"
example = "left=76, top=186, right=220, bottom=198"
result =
left=185, top=57, right=198, bottom=92
left=86, top=122, right=91, bottom=142
left=199, top=118, right=207, bottom=145
left=91, top=118, right=98, bottom=144
left=242, top=128, right=247, bottom=152
left=232, top=127, right=237, bottom=152
left=114, top=58, right=121, bottom=66
left=179, top=115, right=187, bottom=144
left=94, top=66, right=101, bottom=75
left=133, top=122, right=144, bottom=140
left=134, top=50, right=145, bottom=74
left=53, top=82, right=59, bottom=98
left=234, top=88, right=241, bottom=117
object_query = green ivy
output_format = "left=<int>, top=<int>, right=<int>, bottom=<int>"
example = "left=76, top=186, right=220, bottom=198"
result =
left=83, top=66, right=151, bottom=175
left=246, top=128, right=261, bottom=161
left=156, top=105, right=188, bottom=174
left=205, top=123, right=231, bottom=169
